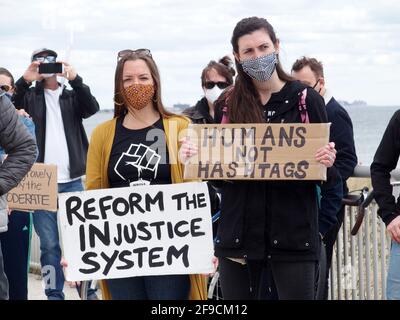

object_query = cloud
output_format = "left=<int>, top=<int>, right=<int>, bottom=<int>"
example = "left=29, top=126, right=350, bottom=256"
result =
left=0, top=0, right=399, bottom=107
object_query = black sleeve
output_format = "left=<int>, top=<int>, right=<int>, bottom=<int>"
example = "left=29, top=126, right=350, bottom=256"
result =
left=0, top=95, right=37, bottom=195
left=69, top=75, right=100, bottom=119
left=305, top=88, right=328, bottom=123
left=207, top=182, right=220, bottom=215
left=330, top=107, right=358, bottom=181
left=319, top=172, right=343, bottom=236
left=13, top=76, right=32, bottom=112
left=370, top=110, right=400, bottom=226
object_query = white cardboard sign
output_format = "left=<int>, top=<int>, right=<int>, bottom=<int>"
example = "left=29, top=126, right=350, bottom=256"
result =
left=58, top=182, right=214, bottom=281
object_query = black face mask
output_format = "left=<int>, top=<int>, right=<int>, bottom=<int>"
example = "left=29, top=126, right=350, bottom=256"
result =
left=312, top=79, right=322, bottom=93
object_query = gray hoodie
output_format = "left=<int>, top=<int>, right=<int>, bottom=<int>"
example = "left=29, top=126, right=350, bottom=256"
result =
left=0, top=92, right=37, bottom=233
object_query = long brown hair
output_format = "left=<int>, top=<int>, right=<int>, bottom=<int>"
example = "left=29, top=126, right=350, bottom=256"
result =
left=201, top=56, right=236, bottom=87
left=228, top=17, right=294, bottom=123
left=114, top=52, right=176, bottom=118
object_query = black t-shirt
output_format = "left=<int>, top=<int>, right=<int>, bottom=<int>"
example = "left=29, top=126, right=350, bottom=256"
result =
left=263, top=82, right=290, bottom=122
left=108, top=117, right=172, bottom=188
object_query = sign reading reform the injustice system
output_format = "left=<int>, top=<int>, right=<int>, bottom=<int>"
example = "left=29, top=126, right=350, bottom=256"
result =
left=58, top=182, right=214, bottom=281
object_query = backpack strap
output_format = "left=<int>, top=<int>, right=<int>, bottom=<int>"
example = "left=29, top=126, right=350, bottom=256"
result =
left=298, top=88, right=310, bottom=124
left=221, top=87, right=310, bottom=124
left=220, top=86, right=234, bottom=124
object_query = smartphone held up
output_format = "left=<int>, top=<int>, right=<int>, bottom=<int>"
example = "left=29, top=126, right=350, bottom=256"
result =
left=38, top=62, right=63, bottom=74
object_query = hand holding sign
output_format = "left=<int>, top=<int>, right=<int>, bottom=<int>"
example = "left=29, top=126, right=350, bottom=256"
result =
left=315, top=142, right=336, bottom=167
left=184, top=123, right=333, bottom=180
left=179, top=137, right=198, bottom=164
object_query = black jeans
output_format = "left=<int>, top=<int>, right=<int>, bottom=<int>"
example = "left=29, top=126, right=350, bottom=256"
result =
left=0, top=241, right=9, bottom=300
left=219, top=257, right=317, bottom=300
left=0, top=211, right=30, bottom=300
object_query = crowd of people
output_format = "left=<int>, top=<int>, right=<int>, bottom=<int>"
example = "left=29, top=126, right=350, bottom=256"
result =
left=0, top=16, right=399, bottom=301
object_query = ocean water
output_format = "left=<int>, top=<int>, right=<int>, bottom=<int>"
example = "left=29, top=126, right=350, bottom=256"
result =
left=83, top=105, right=400, bottom=166
left=346, top=105, right=399, bottom=166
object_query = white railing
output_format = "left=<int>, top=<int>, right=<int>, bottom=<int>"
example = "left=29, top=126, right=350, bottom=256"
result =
left=329, top=200, right=391, bottom=300
left=329, top=165, right=400, bottom=300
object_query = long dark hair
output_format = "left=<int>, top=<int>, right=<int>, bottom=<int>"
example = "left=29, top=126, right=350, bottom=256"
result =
left=114, top=53, right=175, bottom=118
left=228, top=17, right=294, bottom=123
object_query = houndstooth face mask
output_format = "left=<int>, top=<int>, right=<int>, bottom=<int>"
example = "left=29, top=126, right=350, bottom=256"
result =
left=240, top=52, right=277, bottom=82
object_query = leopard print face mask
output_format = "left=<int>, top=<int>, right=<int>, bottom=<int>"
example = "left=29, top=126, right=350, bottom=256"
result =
left=123, top=83, right=155, bottom=110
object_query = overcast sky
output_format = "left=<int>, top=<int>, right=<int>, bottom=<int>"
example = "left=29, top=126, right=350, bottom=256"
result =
left=1, top=0, right=399, bottom=109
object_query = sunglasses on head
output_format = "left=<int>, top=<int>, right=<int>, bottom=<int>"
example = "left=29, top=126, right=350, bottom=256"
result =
left=204, top=81, right=229, bottom=90
left=0, top=84, right=12, bottom=92
left=33, top=55, right=57, bottom=63
left=117, top=49, right=152, bottom=61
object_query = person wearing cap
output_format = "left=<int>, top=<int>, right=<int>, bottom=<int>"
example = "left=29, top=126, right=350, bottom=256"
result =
left=13, top=48, right=99, bottom=300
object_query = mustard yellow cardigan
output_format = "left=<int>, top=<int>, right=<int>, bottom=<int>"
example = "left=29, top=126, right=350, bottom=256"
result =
left=85, top=115, right=207, bottom=300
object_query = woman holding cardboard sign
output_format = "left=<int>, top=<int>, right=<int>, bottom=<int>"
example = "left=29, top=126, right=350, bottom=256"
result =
left=180, top=17, right=336, bottom=300
left=85, top=49, right=207, bottom=300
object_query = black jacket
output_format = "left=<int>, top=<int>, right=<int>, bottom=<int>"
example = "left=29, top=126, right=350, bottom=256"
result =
left=370, top=110, right=400, bottom=226
left=326, top=97, right=357, bottom=195
left=13, top=75, right=99, bottom=179
left=318, top=97, right=357, bottom=235
left=182, top=97, right=214, bottom=124
left=213, top=81, right=328, bottom=262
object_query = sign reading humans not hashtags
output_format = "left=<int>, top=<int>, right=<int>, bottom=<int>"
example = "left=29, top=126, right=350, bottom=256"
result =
left=184, top=123, right=330, bottom=181
left=58, top=182, right=214, bottom=281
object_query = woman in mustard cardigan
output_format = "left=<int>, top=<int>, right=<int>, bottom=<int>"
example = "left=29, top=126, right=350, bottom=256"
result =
left=85, top=49, right=207, bottom=300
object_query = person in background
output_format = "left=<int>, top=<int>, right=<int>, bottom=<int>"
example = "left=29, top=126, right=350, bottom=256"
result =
left=183, top=56, right=236, bottom=299
left=371, top=111, right=400, bottom=300
left=85, top=49, right=208, bottom=300
left=183, top=57, right=236, bottom=239
left=13, top=48, right=99, bottom=300
left=0, top=67, right=37, bottom=300
left=0, top=87, right=37, bottom=300
left=291, top=57, right=357, bottom=299
left=183, top=56, right=235, bottom=123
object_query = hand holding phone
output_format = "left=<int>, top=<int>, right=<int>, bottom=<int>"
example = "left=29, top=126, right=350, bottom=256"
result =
left=23, top=61, right=42, bottom=83
left=58, top=61, right=77, bottom=81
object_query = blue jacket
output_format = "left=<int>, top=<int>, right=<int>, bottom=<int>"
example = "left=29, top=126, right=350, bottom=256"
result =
left=319, top=96, right=357, bottom=235
left=0, top=115, right=37, bottom=159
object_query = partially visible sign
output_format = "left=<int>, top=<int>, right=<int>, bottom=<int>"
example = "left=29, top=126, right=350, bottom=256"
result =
left=7, top=163, right=58, bottom=211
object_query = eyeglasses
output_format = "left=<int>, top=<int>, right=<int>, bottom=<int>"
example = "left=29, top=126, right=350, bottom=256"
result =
left=0, top=84, right=12, bottom=92
left=312, top=79, right=320, bottom=89
left=204, top=81, right=229, bottom=90
left=33, top=55, right=57, bottom=63
left=117, top=49, right=152, bottom=61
